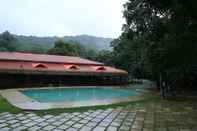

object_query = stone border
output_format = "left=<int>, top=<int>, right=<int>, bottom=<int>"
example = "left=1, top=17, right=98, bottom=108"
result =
left=0, top=87, right=144, bottom=110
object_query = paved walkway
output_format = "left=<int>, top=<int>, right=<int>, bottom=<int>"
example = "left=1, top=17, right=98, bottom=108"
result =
left=1, top=101, right=197, bottom=131
left=0, top=107, right=143, bottom=131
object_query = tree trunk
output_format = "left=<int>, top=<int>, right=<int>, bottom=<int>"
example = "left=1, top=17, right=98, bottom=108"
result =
left=160, top=73, right=166, bottom=99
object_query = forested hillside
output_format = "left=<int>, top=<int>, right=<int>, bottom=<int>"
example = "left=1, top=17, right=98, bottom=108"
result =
left=14, top=34, right=112, bottom=52
left=0, top=31, right=113, bottom=64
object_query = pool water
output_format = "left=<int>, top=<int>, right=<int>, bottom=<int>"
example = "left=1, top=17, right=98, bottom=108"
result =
left=21, top=87, right=139, bottom=103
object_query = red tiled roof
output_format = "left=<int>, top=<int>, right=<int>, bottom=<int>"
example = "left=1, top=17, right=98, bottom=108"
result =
left=0, top=52, right=103, bottom=65
left=0, top=52, right=128, bottom=75
left=0, top=61, right=128, bottom=75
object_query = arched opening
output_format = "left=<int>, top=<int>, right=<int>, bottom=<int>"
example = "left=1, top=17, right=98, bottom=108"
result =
left=32, top=63, right=48, bottom=68
left=64, top=64, right=79, bottom=70
left=97, top=66, right=106, bottom=71
left=92, top=66, right=107, bottom=71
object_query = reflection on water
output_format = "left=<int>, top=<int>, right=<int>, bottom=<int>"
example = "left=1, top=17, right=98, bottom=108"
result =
left=21, top=87, right=139, bottom=103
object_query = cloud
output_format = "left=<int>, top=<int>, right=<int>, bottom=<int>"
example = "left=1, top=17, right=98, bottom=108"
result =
left=0, top=0, right=126, bottom=38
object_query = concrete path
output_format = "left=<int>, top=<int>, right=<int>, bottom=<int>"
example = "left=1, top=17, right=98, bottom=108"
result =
left=1, top=102, right=197, bottom=131
left=0, top=107, right=143, bottom=131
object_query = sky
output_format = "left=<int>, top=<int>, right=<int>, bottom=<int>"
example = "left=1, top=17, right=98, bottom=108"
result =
left=0, top=0, right=127, bottom=38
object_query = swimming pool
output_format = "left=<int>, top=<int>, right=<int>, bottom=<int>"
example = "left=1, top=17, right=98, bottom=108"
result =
left=21, top=87, right=139, bottom=103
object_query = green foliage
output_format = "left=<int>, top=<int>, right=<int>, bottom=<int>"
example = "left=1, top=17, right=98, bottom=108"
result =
left=0, top=31, right=114, bottom=66
left=112, top=33, right=150, bottom=78
left=48, top=39, right=92, bottom=58
left=15, top=35, right=112, bottom=51
left=0, top=31, right=113, bottom=56
left=16, top=43, right=47, bottom=54
left=62, top=35, right=112, bottom=50
left=85, top=49, right=98, bottom=60
left=0, top=95, right=22, bottom=113
left=0, top=31, right=48, bottom=54
left=112, top=0, right=197, bottom=96
left=0, top=31, right=17, bottom=51
left=47, top=39, right=116, bottom=66
left=95, top=50, right=114, bottom=66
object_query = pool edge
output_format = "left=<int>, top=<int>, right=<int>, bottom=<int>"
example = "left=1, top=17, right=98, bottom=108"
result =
left=0, top=88, right=144, bottom=110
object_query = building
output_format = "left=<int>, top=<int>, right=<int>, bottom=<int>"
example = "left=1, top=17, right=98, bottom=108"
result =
left=0, top=52, right=128, bottom=88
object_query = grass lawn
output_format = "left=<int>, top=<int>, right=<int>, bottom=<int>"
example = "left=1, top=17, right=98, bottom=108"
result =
left=0, top=95, right=22, bottom=114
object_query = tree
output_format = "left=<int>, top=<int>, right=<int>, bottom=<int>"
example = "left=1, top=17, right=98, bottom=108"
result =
left=47, top=39, right=92, bottom=58
left=85, top=49, right=98, bottom=60
left=113, top=0, right=197, bottom=99
left=95, top=50, right=114, bottom=66
left=48, top=39, right=75, bottom=56
left=0, top=31, right=17, bottom=51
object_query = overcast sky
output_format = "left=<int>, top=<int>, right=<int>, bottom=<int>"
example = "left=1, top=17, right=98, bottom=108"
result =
left=0, top=0, right=127, bottom=38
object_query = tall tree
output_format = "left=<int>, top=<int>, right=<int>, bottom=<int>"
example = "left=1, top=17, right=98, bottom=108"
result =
left=95, top=50, right=114, bottom=66
left=48, top=39, right=76, bottom=56
left=47, top=39, right=92, bottom=58
left=0, top=31, right=17, bottom=51
left=112, top=0, right=197, bottom=98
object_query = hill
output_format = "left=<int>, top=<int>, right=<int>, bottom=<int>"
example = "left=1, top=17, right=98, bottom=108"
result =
left=15, top=34, right=113, bottom=51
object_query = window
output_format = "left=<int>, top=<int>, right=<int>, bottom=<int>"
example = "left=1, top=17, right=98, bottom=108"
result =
left=92, top=66, right=106, bottom=71
left=64, top=64, right=79, bottom=70
left=32, top=63, right=48, bottom=68
left=96, top=66, right=106, bottom=71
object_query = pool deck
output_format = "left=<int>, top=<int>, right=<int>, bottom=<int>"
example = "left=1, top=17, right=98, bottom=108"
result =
left=0, top=87, right=144, bottom=110
left=1, top=98, right=197, bottom=131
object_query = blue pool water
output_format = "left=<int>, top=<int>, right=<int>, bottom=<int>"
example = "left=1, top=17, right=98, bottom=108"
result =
left=21, top=87, right=139, bottom=103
